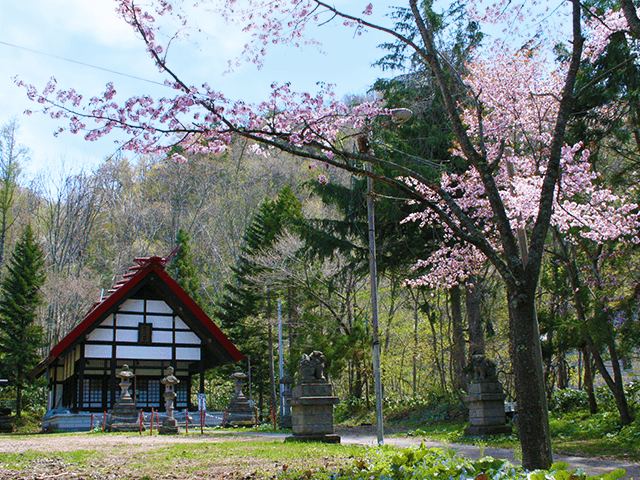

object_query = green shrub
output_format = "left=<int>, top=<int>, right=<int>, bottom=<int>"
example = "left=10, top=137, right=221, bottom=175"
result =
left=327, top=444, right=626, bottom=480
left=335, top=397, right=370, bottom=423
left=384, top=394, right=465, bottom=424
left=550, top=388, right=588, bottom=412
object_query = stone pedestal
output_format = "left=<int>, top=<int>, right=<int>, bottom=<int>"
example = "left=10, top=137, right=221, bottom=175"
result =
left=287, top=383, right=340, bottom=442
left=285, top=351, right=340, bottom=443
left=224, top=371, right=256, bottom=426
left=159, top=366, right=179, bottom=435
left=0, top=407, right=13, bottom=433
left=106, top=365, right=143, bottom=432
left=464, top=355, right=511, bottom=436
left=279, top=373, right=293, bottom=429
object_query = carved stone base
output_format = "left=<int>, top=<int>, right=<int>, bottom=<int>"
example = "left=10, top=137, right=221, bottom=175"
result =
left=285, top=434, right=341, bottom=444
left=0, top=415, right=13, bottom=433
left=158, top=418, right=178, bottom=435
left=464, top=379, right=511, bottom=437
left=289, top=383, right=339, bottom=439
left=106, top=396, right=143, bottom=432
left=464, top=424, right=512, bottom=436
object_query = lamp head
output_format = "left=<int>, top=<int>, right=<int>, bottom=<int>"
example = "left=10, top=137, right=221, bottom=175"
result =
left=390, top=108, right=413, bottom=124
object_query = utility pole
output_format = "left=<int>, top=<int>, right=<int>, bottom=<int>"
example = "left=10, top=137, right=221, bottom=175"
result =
left=366, top=161, right=384, bottom=446
left=358, top=108, right=413, bottom=447
left=278, top=299, right=284, bottom=418
left=358, top=124, right=384, bottom=446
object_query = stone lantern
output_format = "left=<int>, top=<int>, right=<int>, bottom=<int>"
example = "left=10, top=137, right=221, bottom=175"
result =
left=159, top=366, right=180, bottom=434
left=106, top=364, right=142, bottom=432
left=223, top=370, right=256, bottom=426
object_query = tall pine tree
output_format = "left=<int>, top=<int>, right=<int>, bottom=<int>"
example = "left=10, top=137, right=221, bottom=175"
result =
left=168, top=228, right=203, bottom=308
left=0, top=224, right=46, bottom=419
left=216, top=186, right=302, bottom=409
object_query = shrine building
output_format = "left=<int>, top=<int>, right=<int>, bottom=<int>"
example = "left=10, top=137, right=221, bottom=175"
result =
left=31, top=254, right=242, bottom=416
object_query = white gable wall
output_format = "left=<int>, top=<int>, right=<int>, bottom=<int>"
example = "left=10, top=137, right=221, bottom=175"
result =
left=82, top=298, right=201, bottom=362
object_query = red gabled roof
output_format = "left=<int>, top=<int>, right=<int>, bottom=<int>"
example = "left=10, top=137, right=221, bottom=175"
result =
left=36, top=255, right=242, bottom=374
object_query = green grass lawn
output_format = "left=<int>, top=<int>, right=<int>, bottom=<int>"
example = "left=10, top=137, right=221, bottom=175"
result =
left=0, top=432, right=628, bottom=480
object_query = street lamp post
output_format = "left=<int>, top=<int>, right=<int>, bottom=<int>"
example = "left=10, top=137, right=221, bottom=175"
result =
left=358, top=108, right=412, bottom=447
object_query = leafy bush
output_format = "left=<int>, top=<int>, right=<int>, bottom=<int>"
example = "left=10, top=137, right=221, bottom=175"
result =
left=549, top=406, right=640, bottom=452
left=594, top=386, right=616, bottom=411
left=335, top=394, right=465, bottom=425
left=550, top=388, right=588, bottom=412
left=384, top=394, right=465, bottom=424
left=327, top=445, right=626, bottom=480
left=592, top=382, right=640, bottom=418
left=550, top=382, right=640, bottom=416
left=616, top=417, right=640, bottom=450
left=335, top=397, right=370, bottom=424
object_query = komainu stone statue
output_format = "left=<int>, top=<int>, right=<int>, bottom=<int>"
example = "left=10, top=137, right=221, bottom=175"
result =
left=286, top=350, right=340, bottom=444
left=464, top=354, right=511, bottom=436
left=471, top=354, right=497, bottom=381
left=298, top=351, right=327, bottom=384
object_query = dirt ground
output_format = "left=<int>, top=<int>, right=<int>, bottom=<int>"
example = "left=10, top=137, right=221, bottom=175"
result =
left=0, top=428, right=365, bottom=480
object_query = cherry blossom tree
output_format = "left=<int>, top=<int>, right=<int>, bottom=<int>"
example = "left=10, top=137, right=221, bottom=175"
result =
left=403, top=43, right=640, bottom=421
left=16, top=0, right=637, bottom=470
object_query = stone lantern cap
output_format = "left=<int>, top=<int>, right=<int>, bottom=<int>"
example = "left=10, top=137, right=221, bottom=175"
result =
left=117, top=364, right=134, bottom=380
left=230, top=371, right=248, bottom=382
left=161, top=366, right=180, bottom=386
left=160, top=367, right=180, bottom=390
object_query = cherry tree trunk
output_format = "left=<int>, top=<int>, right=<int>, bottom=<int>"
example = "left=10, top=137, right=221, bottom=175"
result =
left=605, top=339, right=633, bottom=425
left=466, top=277, right=485, bottom=357
left=507, top=286, right=553, bottom=471
left=581, top=346, right=598, bottom=414
left=449, top=285, right=466, bottom=392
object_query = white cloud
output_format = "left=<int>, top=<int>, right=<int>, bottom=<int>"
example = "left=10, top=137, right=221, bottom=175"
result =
left=32, top=0, right=138, bottom=49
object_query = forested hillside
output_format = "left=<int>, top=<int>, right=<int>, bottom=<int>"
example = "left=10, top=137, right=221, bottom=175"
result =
left=3, top=99, right=639, bottom=430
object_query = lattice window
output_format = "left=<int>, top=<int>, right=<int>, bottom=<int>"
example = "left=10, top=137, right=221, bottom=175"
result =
left=82, top=378, right=104, bottom=408
left=136, top=378, right=161, bottom=408
left=175, top=380, right=188, bottom=409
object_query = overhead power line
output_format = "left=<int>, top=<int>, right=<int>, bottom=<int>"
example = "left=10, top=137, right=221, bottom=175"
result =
left=0, top=40, right=168, bottom=87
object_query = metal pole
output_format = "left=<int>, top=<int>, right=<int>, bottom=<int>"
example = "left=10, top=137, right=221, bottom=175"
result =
left=357, top=110, right=411, bottom=446
left=247, top=356, right=252, bottom=403
left=366, top=162, right=384, bottom=446
left=278, top=299, right=284, bottom=417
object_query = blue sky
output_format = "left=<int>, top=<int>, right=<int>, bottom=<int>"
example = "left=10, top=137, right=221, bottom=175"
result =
left=1, top=0, right=397, bottom=180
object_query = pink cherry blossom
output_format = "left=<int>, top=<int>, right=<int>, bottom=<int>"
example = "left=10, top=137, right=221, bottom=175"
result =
left=403, top=46, right=640, bottom=288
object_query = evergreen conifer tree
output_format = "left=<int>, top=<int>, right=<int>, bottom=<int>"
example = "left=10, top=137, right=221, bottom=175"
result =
left=216, top=186, right=302, bottom=406
left=0, top=224, right=46, bottom=419
left=168, top=228, right=203, bottom=307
